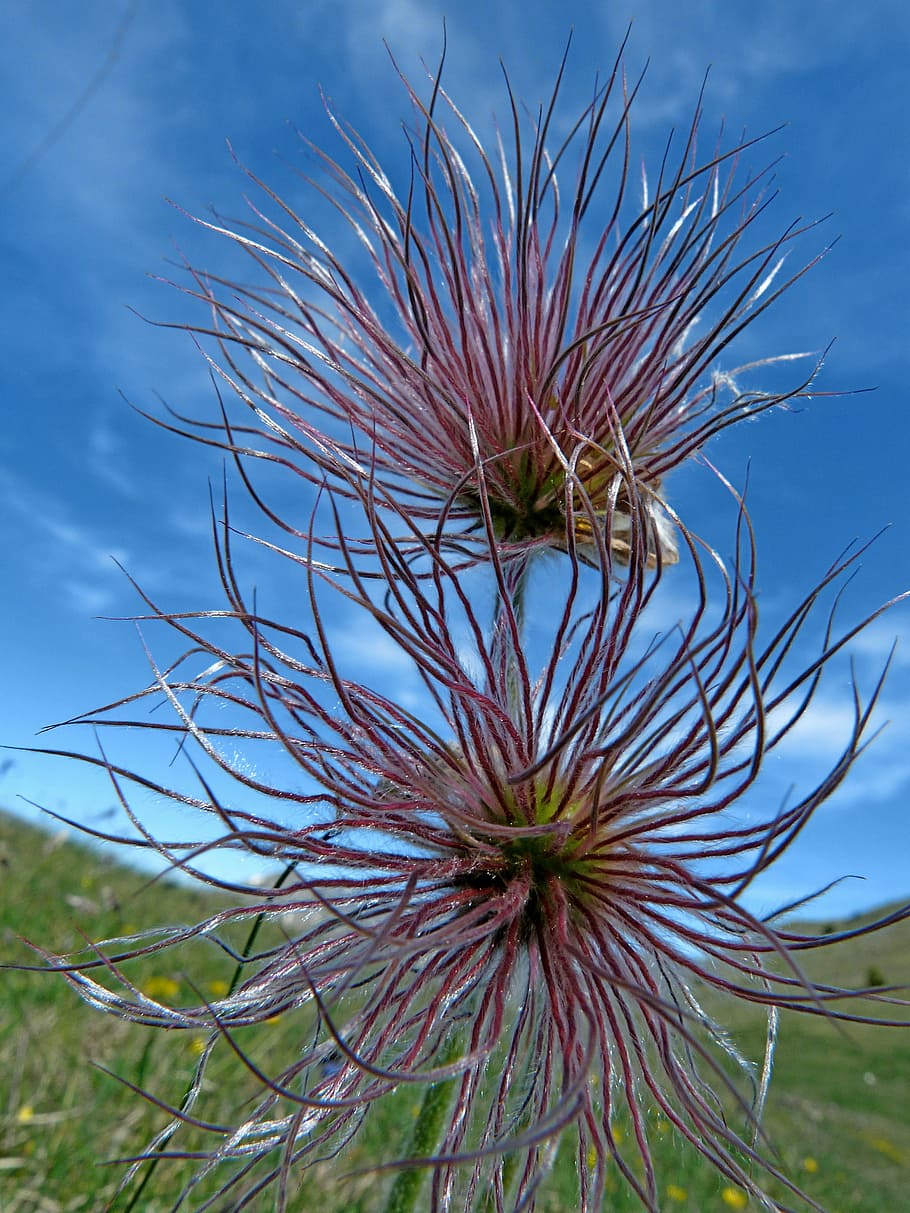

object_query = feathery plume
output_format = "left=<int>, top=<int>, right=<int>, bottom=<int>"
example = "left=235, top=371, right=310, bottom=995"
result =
left=152, top=38, right=825, bottom=568
left=23, top=470, right=906, bottom=1212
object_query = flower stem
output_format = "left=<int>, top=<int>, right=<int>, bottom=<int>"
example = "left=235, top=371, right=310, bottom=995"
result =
left=387, top=560, right=535, bottom=1213
left=494, top=554, right=532, bottom=720
left=383, top=1029, right=465, bottom=1213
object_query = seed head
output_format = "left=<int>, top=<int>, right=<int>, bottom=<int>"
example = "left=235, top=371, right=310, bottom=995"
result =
left=26, top=481, right=907, bottom=1212
left=157, top=40, right=824, bottom=569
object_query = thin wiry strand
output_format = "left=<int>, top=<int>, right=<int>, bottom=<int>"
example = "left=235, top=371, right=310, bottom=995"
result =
left=18, top=474, right=907, bottom=1212
left=140, top=41, right=829, bottom=570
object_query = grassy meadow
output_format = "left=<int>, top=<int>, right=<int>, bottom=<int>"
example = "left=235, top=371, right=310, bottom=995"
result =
left=1, top=808, right=908, bottom=1212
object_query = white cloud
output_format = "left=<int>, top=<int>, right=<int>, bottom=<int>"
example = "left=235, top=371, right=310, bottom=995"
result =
left=0, top=468, right=135, bottom=616
left=61, top=578, right=121, bottom=615
left=760, top=680, right=910, bottom=819
left=41, top=516, right=130, bottom=572
left=336, top=619, right=420, bottom=677
left=1, top=3, right=191, bottom=226
left=87, top=417, right=141, bottom=499
left=346, top=0, right=448, bottom=61
left=598, top=0, right=909, bottom=122
left=776, top=671, right=910, bottom=751
left=845, top=616, right=910, bottom=669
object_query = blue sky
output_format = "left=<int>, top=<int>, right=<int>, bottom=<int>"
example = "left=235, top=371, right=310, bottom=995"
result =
left=1, top=0, right=908, bottom=917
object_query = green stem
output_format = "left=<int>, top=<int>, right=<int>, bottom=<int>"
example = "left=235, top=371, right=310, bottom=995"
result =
left=478, top=1151, right=518, bottom=1213
left=496, top=554, right=532, bottom=721
left=383, top=1029, right=465, bottom=1213
left=386, top=550, right=535, bottom=1213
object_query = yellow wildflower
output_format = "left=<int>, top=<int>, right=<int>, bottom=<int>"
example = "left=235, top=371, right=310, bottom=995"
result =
left=142, top=975, right=181, bottom=1001
left=867, top=1135, right=904, bottom=1164
left=721, top=1188, right=748, bottom=1209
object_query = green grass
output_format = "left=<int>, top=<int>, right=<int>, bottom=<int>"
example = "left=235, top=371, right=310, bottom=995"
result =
left=1, top=808, right=907, bottom=1211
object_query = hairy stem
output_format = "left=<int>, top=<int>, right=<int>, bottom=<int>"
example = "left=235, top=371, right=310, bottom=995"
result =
left=383, top=1029, right=465, bottom=1213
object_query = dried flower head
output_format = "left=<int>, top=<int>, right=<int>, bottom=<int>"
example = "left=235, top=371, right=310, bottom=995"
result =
left=23, top=475, right=907, bottom=1213
left=154, top=38, right=825, bottom=569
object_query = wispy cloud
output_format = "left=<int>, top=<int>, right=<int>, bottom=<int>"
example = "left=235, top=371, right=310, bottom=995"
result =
left=764, top=679, right=910, bottom=812
left=846, top=617, right=910, bottom=669
left=599, top=0, right=910, bottom=120
left=1, top=2, right=191, bottom=235
left=0, top=469, right=132, bottom=614
left=87, top=415, right=143, bottom=500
